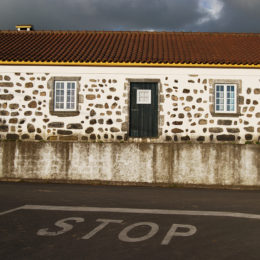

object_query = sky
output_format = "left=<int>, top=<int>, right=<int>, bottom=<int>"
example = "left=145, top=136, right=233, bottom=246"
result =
left=0, top=0, right=260, bottom=33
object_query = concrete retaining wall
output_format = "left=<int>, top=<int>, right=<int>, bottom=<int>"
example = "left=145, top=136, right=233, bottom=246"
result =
left=1, top=141, right=259, bottom=187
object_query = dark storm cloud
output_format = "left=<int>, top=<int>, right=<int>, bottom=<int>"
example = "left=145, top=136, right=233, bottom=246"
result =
left=0, top=0, right=260, bottom=32
left=72, top=0, right=201, bottom=31
left=0, top=0, right=203, bottom=31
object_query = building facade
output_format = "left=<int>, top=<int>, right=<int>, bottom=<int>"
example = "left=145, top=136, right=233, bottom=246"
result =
left=0, top=65, right=259, bottom=143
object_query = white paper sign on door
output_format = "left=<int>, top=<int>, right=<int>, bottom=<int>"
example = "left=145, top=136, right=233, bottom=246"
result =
left=136, top=89, right=151, bottom=104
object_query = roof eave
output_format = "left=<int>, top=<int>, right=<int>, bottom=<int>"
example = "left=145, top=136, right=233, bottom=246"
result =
left=0, top=60, right=259, bottom=68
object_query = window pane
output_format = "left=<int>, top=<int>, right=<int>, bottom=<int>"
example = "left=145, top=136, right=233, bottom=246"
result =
left=227, top=105, right=235, bottom=111
left=215, top=85, right=225, bottom=112
left=66, top=82, right=76, bottom=110
left=227, top=85, right=235, bottom=112
left=55, top=82, right=65, bottom=110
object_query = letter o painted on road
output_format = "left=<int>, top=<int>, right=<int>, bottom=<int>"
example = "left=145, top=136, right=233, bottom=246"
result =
left=118, top=222, right=159, bottom=242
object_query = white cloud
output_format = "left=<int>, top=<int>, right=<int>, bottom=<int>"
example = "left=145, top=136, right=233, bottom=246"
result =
left=197, top=0, right=224, bottom=24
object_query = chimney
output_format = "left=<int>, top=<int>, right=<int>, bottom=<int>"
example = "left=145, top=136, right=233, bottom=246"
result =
left=16, top=25, right=33, bottom=31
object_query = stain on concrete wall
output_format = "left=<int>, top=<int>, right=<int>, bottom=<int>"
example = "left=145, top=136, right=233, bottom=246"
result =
left=0, top=141, right=259, bottom=186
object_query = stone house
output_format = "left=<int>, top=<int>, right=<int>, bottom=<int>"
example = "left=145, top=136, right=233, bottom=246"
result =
left=0, top=28, right=259, bottom=144
left=0, top=27, right=260, bottom=186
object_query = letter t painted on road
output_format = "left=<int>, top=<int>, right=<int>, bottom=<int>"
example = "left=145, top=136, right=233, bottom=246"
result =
left=81, top=218, right=123, bottom=240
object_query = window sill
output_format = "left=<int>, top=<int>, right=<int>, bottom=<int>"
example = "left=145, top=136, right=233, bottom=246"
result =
left=211, top=112, right=241, bottom=117
left=50, top=111, right=80, bottom=117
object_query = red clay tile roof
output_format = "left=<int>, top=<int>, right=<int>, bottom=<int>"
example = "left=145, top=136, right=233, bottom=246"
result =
left=0, top=30, right=260, bottom=66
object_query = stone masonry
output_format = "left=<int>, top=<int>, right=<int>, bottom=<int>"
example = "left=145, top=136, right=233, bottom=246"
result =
left=0, top=69, right=259, bottom=143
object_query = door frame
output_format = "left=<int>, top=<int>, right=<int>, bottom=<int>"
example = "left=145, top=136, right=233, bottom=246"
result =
left=125, top=78, right=162, bottom=141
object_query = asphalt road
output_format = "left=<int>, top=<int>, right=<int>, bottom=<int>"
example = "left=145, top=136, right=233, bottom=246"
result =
left=1, top=182, right=260, bottom=260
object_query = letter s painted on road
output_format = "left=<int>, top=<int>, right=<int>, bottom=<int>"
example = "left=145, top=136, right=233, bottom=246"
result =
left=37, top=217, right=84, bottom=237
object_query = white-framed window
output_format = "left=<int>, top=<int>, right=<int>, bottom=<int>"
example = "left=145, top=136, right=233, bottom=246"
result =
left=215, top=84, right=237, bottom=113
left=54, top=81, right=77, bottom=111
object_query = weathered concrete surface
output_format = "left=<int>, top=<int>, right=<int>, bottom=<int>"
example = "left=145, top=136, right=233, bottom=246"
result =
left=0, top=141, right=259, bottom=186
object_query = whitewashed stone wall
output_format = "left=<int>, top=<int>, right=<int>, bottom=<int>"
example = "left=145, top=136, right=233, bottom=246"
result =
left=0, top=65, right=259, bottom=143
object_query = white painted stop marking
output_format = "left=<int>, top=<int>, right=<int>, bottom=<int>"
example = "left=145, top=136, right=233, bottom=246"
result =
left=118, top=222, right=159, bottom=242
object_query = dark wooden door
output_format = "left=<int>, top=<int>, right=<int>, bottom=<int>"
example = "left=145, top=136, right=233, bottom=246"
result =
left=129, top=82, right=158, bottom=137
